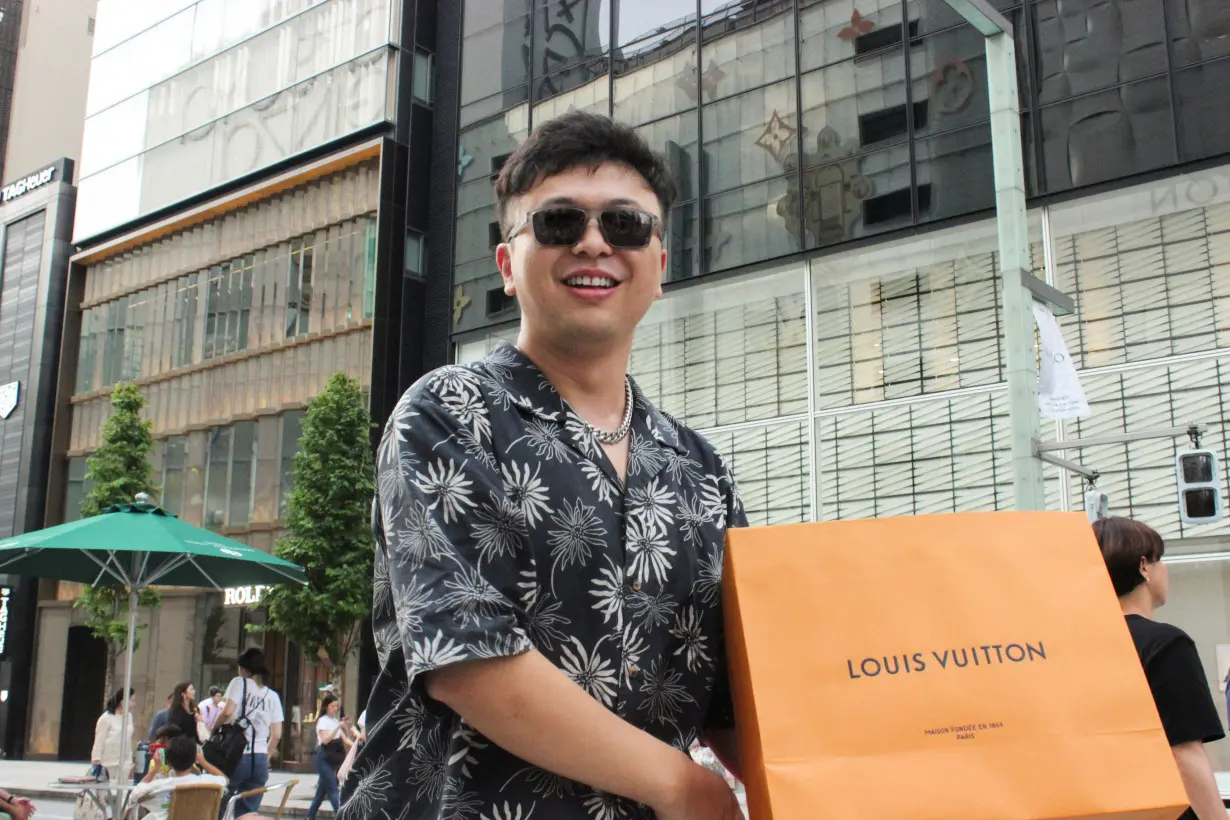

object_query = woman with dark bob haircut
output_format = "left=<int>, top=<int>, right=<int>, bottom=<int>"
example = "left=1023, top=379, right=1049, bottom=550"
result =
left=1092, top=516, right=1226, bottom=820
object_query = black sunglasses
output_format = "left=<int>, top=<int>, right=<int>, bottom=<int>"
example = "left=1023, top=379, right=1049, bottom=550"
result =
left=506, top=207, right=662, bottom=249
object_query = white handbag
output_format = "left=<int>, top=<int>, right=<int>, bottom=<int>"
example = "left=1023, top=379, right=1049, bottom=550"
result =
left=72, top=792, right=106, bottom=820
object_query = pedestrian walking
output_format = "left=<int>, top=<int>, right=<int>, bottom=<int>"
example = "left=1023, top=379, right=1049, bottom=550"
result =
left=198, top=686, right=224, bottom=732
left=306, top=694, right=352, bottom=820
left=354, top=111, right=747, bottom=820
left=1093, top=517, right=1227, bottom=820
left=167, top=680, right=224, bottom=777
left=91, top=688, right=135, bottom=784
left=216, top=649, right=284, bottom=818
left=147, top=693, right=172, bottom=741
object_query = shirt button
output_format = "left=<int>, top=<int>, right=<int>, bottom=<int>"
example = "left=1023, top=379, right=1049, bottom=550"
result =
left=630, top=579, right=641, bottom=592
left=627, top=663, right=640, bottom=677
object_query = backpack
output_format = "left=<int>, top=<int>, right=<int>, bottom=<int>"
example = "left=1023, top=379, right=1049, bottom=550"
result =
left=201, top=678, right=249, bottom=778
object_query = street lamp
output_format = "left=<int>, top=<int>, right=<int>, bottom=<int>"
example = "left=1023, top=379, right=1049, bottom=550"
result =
left=942, top=0, right=1058, bottom=509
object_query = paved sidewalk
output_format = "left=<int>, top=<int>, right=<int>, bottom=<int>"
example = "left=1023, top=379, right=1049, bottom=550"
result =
left=0, top=759, right=328, bottom=817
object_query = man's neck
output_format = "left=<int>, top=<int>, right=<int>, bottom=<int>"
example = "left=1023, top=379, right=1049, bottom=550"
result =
left=1119, top=588, right=1154, bottom=619
left=517, top=332, right=631, bottom=430
left=172, top=769, right=194, bottom=778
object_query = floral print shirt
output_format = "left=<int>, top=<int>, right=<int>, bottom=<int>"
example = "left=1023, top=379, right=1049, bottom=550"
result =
left=342, top=344, right=746, bottom=820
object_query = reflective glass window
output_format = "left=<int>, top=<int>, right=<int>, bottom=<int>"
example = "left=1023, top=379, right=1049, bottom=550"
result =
left=636, top=112, right=699, bottom=204
left=204, top=426, right=232, bottom=529
left=92, top=0, right=197, bottom=56
left=703, top=176, right=800, bottom=273
left=1033, top=0, right=1168, bottom=105
left=287, top=240, right=315, bottom=338
left=76, top=308, right=99, bottom=394
left=915, top=123, right=994, bottom=224
left=205, top=260, right=254, bottom=359
left=799, top=0, right=907, bottom=74
left=173, top=274, right=199, bottom=368
left=279, top=410, right=306, bottom=517
left=161, top=436, right=187, bottom=516
left=413, top=51, right=434, bottom=103
left=800, top=49, right=909, bottom=160
left=700, top=1, right=795, bottom=101
left=229, top=422, right=257, bottom=527
left=1175, top=57, right=1230, bottom=162
left=64, top=457, right=92, bottom=523
left=613, top=9, right=696, bottom=126
left=87, top=7, right=195, bottom=116
left=77, top=49, right=391, bottom=242
left=908, top=25, right=991, bottom=138
left=1039, top=76, right=1174, bottom=193
left=460, top=0, right=531, bottom=106
left=80, top=94, right=149, bottom=178
left=701, top=78, right=798, bottom=194
left=1166, top=0, right=1230, bottom=67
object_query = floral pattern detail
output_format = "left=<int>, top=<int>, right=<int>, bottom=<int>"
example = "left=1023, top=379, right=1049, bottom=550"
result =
left=344, top=344, right=746, bottom=819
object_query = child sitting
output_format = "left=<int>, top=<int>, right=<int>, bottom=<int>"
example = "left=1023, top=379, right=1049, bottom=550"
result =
left=142, top=724, right=185, bottom=783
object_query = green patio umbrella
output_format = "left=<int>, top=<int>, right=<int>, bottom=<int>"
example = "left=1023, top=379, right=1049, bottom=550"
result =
left=0, top=501, right=307, bottom=794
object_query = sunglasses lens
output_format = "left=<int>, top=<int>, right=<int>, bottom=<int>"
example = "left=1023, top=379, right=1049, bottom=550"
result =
left=531, top=208, right=589, bottom=246
left=600, top=209, right=656, bottom=248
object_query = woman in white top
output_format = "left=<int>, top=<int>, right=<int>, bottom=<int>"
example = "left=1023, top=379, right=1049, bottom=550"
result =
left=306, top=694, right=353, bottom=820
left=90, top=688, right=135, bottom=784
left=216, top=649, right=284, bottom=818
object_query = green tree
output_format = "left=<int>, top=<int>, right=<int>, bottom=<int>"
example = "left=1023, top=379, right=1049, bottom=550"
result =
left=74, top=382, right=161, bottom=701
left=259, top=373, right=375, bottom=699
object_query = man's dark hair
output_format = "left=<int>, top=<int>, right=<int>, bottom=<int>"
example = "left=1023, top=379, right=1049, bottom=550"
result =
left=166, top=735, right=197, bottom=772
left=1092, top=516, right=1165, bottom=597
left=153, top=724, right=184, bottom=743
left=208, top=686, right=221, bottom=698
left=494, top=111, right=677, bottom=237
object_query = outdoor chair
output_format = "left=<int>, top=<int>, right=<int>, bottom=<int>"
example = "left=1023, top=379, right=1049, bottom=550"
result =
left=222, top=779, right=299, bottom=820
left=167, top=783, right=224, bottom=820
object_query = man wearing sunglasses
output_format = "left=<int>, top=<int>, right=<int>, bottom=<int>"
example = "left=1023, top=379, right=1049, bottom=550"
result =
left=357, top=112, right=745, bottom=820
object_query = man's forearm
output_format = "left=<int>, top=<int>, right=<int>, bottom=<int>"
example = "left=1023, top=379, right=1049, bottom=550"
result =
left=425, top=649, right=696, bottom=811
left=1173, top=742, right=1228, bottom=820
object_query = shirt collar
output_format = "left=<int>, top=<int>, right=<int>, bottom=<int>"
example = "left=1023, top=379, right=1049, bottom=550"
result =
left=483, top=343, right=687, bottom=455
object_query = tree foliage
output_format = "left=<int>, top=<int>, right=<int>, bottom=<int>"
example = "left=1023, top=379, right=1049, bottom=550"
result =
left=259, top=373, right=375, bottom=695
left=74, top=382, right=161, bottom=699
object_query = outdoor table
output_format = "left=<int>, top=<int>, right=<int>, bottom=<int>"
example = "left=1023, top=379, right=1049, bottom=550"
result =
left=49, top=779, right=137, bottom=819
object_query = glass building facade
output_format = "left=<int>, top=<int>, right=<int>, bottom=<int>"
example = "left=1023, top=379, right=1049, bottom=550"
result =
left=30, top=0, right=442, bottom=763
left=443, top=0, right=1230, bottom=768
left=74, top=0, right=399, bottom=241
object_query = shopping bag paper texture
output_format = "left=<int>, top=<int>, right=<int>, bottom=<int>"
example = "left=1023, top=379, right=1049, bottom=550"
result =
left=723, top=511, right=1188, bottom=820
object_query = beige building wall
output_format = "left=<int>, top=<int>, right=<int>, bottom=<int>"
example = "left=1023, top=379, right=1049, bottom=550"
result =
left=27, top=604, right=70, bottom=756
left=4, top=0, right=96, bottom=178
left=32, top=147, right=382, bottom=760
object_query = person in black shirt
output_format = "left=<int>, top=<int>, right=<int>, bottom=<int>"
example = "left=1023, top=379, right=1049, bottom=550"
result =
left=167, top=680, right=224, bottom=778
left=1093, top=516, right=1227, bottom=820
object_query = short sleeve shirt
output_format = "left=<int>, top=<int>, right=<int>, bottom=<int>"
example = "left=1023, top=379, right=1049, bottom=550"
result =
left=344, top=344, right=747, bottom=820
left=1126, top=615, right=1225, bottom=820
left=1126, top=616, right=1224, bottom=746
left=223, top=678, right=284, bottom=755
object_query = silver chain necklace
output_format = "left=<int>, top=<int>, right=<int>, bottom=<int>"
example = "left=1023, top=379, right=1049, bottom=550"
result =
left=583, top=378, right=634, bottom=445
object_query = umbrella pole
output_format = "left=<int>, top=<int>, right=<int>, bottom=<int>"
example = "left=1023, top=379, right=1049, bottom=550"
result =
left=116, top=586, right=138, bottom=818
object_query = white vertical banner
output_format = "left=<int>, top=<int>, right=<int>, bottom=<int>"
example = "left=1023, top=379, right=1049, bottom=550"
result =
left=1032, top=302, right=1091, bottom=420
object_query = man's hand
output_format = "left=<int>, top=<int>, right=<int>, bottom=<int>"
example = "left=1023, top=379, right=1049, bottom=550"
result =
left=652, top=762, right=741, bottom=820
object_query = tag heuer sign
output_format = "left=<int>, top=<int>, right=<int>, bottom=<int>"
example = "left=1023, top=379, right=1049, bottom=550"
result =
left=0, top=383, right=17, bottom=419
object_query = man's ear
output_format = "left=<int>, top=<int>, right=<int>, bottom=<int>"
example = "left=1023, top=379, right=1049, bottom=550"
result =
left=496, top=242, right=516, bottom=295
left=656, top=248, right=667, bottom=299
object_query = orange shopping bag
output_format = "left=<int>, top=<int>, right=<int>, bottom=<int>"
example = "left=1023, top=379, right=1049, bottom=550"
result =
left=723, top=511, right=1189, bottom=820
